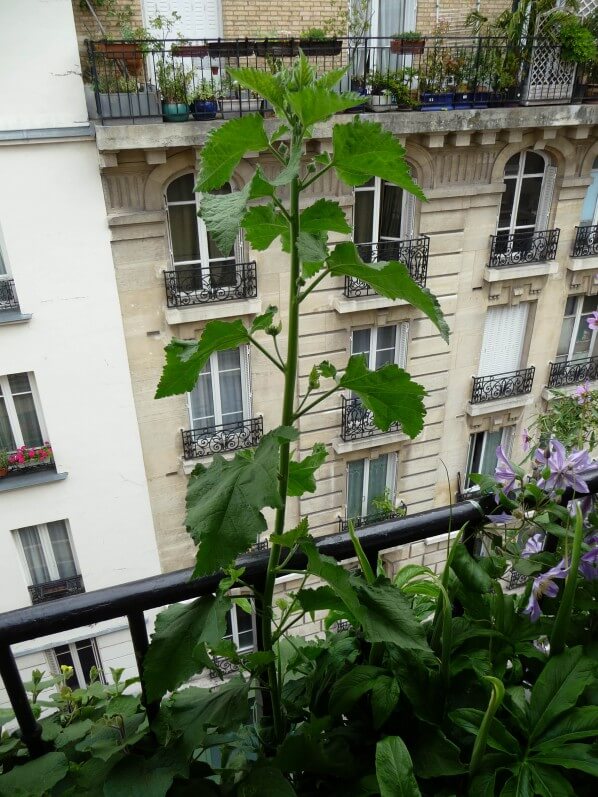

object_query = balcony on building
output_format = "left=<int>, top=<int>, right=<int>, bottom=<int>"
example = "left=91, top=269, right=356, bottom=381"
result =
left=572, top=225, right=598, bottom=259
left=337, top=503, right=406, bottom=534
left=0, top=278, right=30, bottom=325
left=28, top=574, right=85, bottom=605
left=467, top=367, right=535, bottom=416
left=181, top=417, right=263, bottom=463
left=164, top=261, right=257, bottom=307
left=548, top=357, right=598, bottom=389
left=487, top=229, right=560, bottom=269
left=86, top=36, right=589, bottom=125
left=344, top=237, right=430, bottom=298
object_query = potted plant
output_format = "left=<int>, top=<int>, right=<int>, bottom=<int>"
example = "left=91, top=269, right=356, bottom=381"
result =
left=157, top=61, right=191, bottom=122
left=390, top=30, right=425, bottom=55
left=419, top=43, right=453, bottom=110
left=255, top=34, right=299, bottom=58
left=189, top=79, right=219, bottom=120
left=7, top=443, right=53, bottom=470
left=298, top=27, right=342, bottom=56
left=366, top=70, right=392, bottom=108
left=0, top=449, right=8, bottom=478
left=207, top=38, right=255, bottom=58
left=94, top=70, right=161, bottom=118
left=387, top=73, right=417, bottom=110
left=555, top=13, right=597, bottom=65
left=218, top=74, right=263, bottom=118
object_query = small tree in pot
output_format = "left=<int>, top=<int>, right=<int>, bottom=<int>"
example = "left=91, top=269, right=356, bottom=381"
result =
left=190, top=79, right=219, bottom=121
left=157, top=61, right=192, bottom=122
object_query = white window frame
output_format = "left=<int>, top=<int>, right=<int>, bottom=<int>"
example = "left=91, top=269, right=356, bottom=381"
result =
left=353, top=178, right=416, bottom=245
left=350, top=324, right=408, bottom=368
left=224, top=604, right=256, bottom=653
left=557, top=295, right=598, bottom=363
left=47, top=638, right=104, bottom=688
left=186, top=347, right=252, bottom=430
left=465, top=427, right=514, bottom=487
left=346, top=453, right=397, bottom=518
left=497, top=151, right=551, bottom=237
left=0, top=373, right=47, bottom=450
left=13, top=521, right=79, bottom=586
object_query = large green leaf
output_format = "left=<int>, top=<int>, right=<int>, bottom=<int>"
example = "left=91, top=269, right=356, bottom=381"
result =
left=329, top=665, right=386, bottom=716
left=411, top=727, right=467, bottom=778
left=371, top=675, right=401, bottom=729
left=300, top=199, right=351, bottom=236
left=332, top=117, right=425, bottom=199
left=450, top=544, right=493, bottom=593
left=449, top=708, right=519, bottom=755
left=227, top=67, right=286, bottom=112
left=155, top=320, right=250, bottom=398
left=237, top=765, right=297, bottom=797
left=500, top=765, right=534, bottom=797
left=242, top=204, right=288, bottom=250
left=468, top=768, right=498, bottom=797
left=296, top=586, right=347, bottom=615
left=532, top=706, right=598, bottom=749
left=529, top=764, right=574, bottom=797
left=144, top=594, right=230, bottom=701
left=327, top=243, right=449, bottom=342
left=355, top=583, right=430, bottom=651
left=529, top=647, right=596, bottom=742
left=300, top=538, right=362, bottom=620
left=104, top=746, right=189, bottom=797
left=196, top=114, right=269, bottom=191
left=338, top=355, right=426, bottom=438
left=375, top=736, right=421, bottom=797
left=53, top=718, right=94, bottom=748
left=187, top=428, right=295, bottom=574
left=0, top=752, right=68, bottom=797
left=288, top=442, right=328, bottom=496
left=532, top=743, right=598, bottom=776
left=296, top=231, right=328, bottom=271
left=287, top=87, right=362, bottom=126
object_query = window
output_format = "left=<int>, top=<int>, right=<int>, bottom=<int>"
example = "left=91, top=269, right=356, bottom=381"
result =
left=466, top=428, right=513, bottom=483
left=0, top=373, right=45, bottom=452
left=354, top=177, right=416, bottom=259
left=187, top=348, right=250, bottom=432
left=166, top=173, right=243, bottom=291
left=351, top=324, right=408, bottom=370
left=347, top=454, right=396, bottom=519
left=556, top=295, right=598, bottom=363
left=580, top=156, right=598, bottom=226
left=477, top=304, right=529, bottom=377
left=48, top=638, right=103, bottom=689
left=14, top=521, right=78, bottom=586
left=224, top=605, right=255, bottom=652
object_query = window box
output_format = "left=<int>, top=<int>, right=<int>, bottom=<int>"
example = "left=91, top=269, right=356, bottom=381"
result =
left=28, top=575, right=85, bottom=604
left=390, top=37, right=425, bottom=56
left=299, top=38, right=342, bottom=56
left=255, top=39, right=298, bottom=58
left=337, top=503, right=406, bottom=533
left=207, top=40, right=255, bottom=58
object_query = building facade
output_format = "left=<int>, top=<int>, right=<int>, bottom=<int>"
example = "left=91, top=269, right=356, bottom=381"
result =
left=0, top=0, right=162, bottom=703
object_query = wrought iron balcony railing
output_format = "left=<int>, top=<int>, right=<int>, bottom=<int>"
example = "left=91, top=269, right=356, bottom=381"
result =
left=488, top=229, right=560, bottom=268
left=548, top=357, right=598, bottom=388
left=572, top=225, right=598, bottom=258
left=28, top=575, right=84, bottom=605
left=337, top=504, right=407, bottom=533
left=0, top=278, right=20, bottom=312
left=341, top=395, right=401, bottom=441
left=471, top=366, right=535, bottom=404
left=182, top=417, right=263, bottom=459
left=345, top=237, right=429, bottom=298
left=164, top=262, right=257, bottom=308
left=1, top=466, right=597, bottom=756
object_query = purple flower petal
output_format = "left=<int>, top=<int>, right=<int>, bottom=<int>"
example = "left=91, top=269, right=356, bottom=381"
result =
left=579, top=548, right=598, bottom=581
left=486, top=512, right=514, bottom=525
left=521, top=533, right=544, bottom=558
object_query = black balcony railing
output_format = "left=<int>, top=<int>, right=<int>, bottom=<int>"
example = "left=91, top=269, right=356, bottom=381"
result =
left=572, top=225, right=598, bottom=258
left=2, top=466, right=597, bottom=757
left=471, top=366, right=535, bottom=404
left=341, top=395, right=401, bottom=441
left=0, top=279, right=20, bottom=312
left=337, top=504, right=407, bottom=533
left=548, top=357, right=598, bottom=388
left=28, top=575, right=84, bottom=605
left=488, top=229, right=560, bottom=268
left=345, top=237, right=429, bottom=298
left=182, top=417, right=263, bottom=459
left=164, top=262, right=257, bottom=308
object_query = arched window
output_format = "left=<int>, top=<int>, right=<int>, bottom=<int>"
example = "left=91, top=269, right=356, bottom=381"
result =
left=580, top=155, right=598, bottom=226
left=353, top=176, right=417, bottom=262
left=165, top=173, right=242, bottom=292
left=495, top=150, right=556, bottom=255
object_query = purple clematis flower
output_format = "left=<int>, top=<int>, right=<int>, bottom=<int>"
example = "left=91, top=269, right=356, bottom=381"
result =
left=574, top=381, right=591, bottom=405
left=579, top=546, right=598, bottom=581
left=495, top=445, right=518, bottom=494
left=587, top=310, right=598, bottom=331
left=521, top=428, right=532, bottom=453
left=535, top=439, right=592, bottom=494
left=521, top=533, right=544, bottom=558
left=486, top=511, right=514, bottom=525
left=523, top=560, right=569, bottom=622
left=568, top=495, right=594, bottom=519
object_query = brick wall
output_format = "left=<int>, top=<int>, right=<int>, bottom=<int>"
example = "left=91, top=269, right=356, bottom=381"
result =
left=416, top=1, right=512, bottom=35
left=221, top=0, right=342, bottom=38
left=71, top=0, right=144, bottom=76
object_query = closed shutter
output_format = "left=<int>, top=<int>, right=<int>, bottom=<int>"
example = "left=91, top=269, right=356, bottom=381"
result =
left=397, top=323, right=409, bottom=368
left=477, top=303, right=529, bottom=376
left=402, top=193, right=416, bottom=240
left=143, top=0, right=221, bottom=39
left=535, top=165, right=557, bottom=231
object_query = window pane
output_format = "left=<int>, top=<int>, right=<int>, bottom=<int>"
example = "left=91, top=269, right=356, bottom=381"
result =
left=504, top=154, right=520, bottom=177
left=367, top=455, right=388, bottom=515
left=353, top=191, right=374, bottom=244
left=208, top=259, right=236, bottom=288
left=189, top=364, right=215, bottom=428
left=351, top=329, right=371, bottom=359
left=581, top=296, right=598, bottom=314
left=75, top=639, right=100, bottom=686
left=379, top=181, right=403, bottom=239
left=467, top=433, right=484, bottom=476
left=516, top=177, right=543, bottom=228
left=217, top=349, right=241, bottom=371
left=8, top=373, right=32, bottom=394
left=524, top=152, right=545, bottom=175
left=581, top=170, right=598, bottom=224
left=169, top=204, right=200, bottom=262
left=0, top=390, right=16, bottom=450
left=497, top=180, right=516, bottom=230
left=573, top=316, right=594, bottom=358
left=375, top=325, right=396, bottom=368
left=347, top=459, right=365, bottom=519
left=54, top=645, right=78, bottom=688
left=11, top=393, right=43, bottom=447
left=564, top=296, right=578, bottom=316
left=556, top=316, right=575, bottom=361
left=19, top=527, right=50, bottom=584
left=48, top=521, right=77, bottom=579
left=219, top=370, right=243, bottom=424
left=480, top=431, right=502, bottom=476
left=166, top=174, right=194, bottom=203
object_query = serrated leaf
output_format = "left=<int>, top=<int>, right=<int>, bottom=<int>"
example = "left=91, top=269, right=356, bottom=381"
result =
left=242, top=650, right=275, bottom=670
left=288, top=442, right=328, bottom=496
left=297, top=231, right=328, bottom=269
left=316, top=66, right=349, bottom=91
left=376, top=736, right=421, bottom=797
left=339, top=355, right=426, bottom=437
left=187, top=428, right=296, bottom=574
left=327, top=242, right=449, bottom=342
left=251, top=305, right=278, bottom=333
left=53, top=719, right=94, bottom=748
left=196, top=114, right=269, bottom=191
left=300, top=537, right=362, bottom=619
left=227, top=67, right=286, bottom=112
left=242, top=204, right=288, bottom=250
left=300, top=198, right=351, bottom=236
left=144, top=594, right=230, bottom=701
left=104, top=746, right=188, bottom=797
left=317, top=360, right=337, bottom=379
left=355, top=583, right=430, bottom=651
left=237, top=766, right=297, bottom=797
left=0, top=752, right=68, bottom=797
left=329, top=665, right=386, bottom=716
left=371, top=675, right=400, bottom=729
left=296, top=586, right=347, bottom=615
left=155, top=320, right=250, bottom=398
left=287, top=86, right=362, bottom=126
left=332, top=117, right=424, bottom=199
left=270, top=518, right=309, bottom=547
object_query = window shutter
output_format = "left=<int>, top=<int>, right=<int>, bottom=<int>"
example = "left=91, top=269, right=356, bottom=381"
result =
left=478, top=303, right=529, bottom=376
left=536, top=165, right=557, bottom=231
left=501, top=426, right=515, bottom=457
left=402, top=194, right=416, bottom=240
left=235, top=228, right=245, bottom=263
left=397, top=323, right=409, bottom=368
left=243, top=345, right=252, bottom=410
left=163, top=193, right=175, bottom=266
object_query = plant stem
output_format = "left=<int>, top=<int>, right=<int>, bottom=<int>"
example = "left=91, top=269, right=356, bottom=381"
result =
left=469, top=676, right=505, bottom=777
left=300, top=160, right=333, bottom=191
left=298, top=267, right=331, bottom=302
left=293, top=384, right=339, bottom=420
left=550, top=503, right=584, bottom=657
left=247, top=334, right=286, bottom=374
left=260, top=172, right=301, bottom=746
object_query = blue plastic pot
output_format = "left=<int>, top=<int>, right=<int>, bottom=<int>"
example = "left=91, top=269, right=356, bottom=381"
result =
left=190, top=99, right=218, bottom=121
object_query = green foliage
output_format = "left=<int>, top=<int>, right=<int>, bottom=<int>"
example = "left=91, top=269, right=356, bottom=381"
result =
left=287, top=443, right=328, bottom=497
left=195, top=114, right=269, bottom=191
left=531, top=387, right=598, bottom=452
left=375, top=736, right=421, bottom=797
left=0, top=753, right=68, bottom=796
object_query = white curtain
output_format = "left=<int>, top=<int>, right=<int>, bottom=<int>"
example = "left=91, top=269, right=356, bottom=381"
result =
left=20, top=527, right=50, bottom=584
left=48, top=521, right=77, bottom=579
left=367, top=455, right=389, bottom=514
left=217, top=350, right=243, bottom=425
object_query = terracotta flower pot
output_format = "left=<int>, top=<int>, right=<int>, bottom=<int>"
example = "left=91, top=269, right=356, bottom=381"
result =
left=390, top=38, right=425, bottom=56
